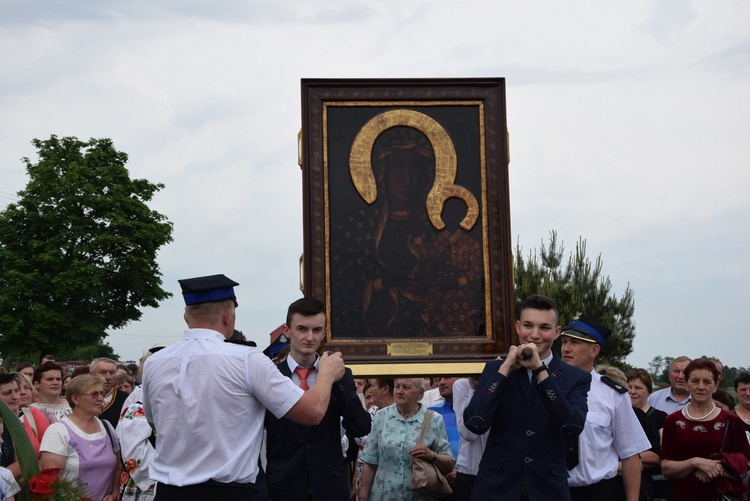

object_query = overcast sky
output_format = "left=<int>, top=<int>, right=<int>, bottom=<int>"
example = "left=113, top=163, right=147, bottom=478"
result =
left=1, top=1, right=748, bottom=370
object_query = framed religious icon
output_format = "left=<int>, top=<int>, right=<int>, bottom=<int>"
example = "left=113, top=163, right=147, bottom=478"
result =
left=300, top=78, right=513, bottom=376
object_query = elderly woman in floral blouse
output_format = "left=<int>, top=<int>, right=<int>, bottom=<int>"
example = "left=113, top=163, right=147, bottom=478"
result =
left=116, top=349, right=159, bottom=501
left=359, top=377, right=454, bottom=501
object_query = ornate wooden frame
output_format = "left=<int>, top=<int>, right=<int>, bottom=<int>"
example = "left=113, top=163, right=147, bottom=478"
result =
left=300, top=78, right=513, bottom=374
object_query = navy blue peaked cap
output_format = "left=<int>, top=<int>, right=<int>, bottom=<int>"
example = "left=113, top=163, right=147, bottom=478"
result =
left=561, top=314, right=612, bottom=347
left=178, top=274, right=239, bottom=306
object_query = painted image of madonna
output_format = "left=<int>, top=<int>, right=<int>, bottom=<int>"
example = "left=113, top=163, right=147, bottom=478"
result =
left=329, top=125, right=484, bottom=339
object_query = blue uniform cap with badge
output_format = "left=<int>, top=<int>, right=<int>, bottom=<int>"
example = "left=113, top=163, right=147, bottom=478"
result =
left=178, top=274, right=239, bottom=306
left=560, top=314, right=612, bottom=347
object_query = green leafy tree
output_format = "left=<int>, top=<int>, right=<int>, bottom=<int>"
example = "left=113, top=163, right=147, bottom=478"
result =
left=0, top=135, right=173, bottom=360
left=648, top=356, right=665, bottom=381
left=514, top=231, right=635, bottom=366
left=656, top=356, right=674, bottom=386
left=62, top=342, right=119, bottom=362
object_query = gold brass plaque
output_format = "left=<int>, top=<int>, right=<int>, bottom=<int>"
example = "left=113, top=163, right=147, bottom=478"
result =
left=387, top=342, right=433, bottom=357
left=349, top=362, right=487, bottom=378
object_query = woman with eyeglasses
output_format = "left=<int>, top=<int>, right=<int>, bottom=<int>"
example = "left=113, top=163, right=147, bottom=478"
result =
left=40, top=374, right=122, bottom=501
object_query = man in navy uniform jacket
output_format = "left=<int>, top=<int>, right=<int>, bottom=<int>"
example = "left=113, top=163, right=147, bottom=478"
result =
left=464, top=294, right=591, bottom=500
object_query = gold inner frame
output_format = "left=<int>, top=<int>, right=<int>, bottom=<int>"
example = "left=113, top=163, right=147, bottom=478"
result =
left=321, top=100, right=492, bottom=343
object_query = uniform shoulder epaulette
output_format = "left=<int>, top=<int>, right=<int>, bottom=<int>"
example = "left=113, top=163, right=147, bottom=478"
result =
left=224, top=338, right=257, bottom=347
left=600, top=376, right=627, bottom=394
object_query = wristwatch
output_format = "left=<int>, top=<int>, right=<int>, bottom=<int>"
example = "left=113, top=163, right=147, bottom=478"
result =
left=531, top=363, right=549, bottom=377
left=430, top=451, right=438, bottom=463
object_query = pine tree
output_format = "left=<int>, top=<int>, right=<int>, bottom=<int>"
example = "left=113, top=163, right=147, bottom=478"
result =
left=514, top=231, right=635, bottom=366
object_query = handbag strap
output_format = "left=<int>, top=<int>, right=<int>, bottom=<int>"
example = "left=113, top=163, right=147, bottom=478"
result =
left=718, top=416, right=731, bottom=454
left=22, top=407, right=38, bottom=438
left=417, top=410, right=433, bottom=446
left=101, top=418, right=118, bottom=454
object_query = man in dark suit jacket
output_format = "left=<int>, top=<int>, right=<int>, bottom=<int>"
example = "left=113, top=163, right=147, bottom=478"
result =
left=464, top=294, right=591, bottom=501
left=264, top=298, right=371, bottom=501
left=91, top=357, right=130, bottom=429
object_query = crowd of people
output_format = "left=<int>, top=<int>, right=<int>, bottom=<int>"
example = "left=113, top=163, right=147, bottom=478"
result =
left=0, top=355, right=140, bottom=500
left=1, top=279, right=749, bottom=501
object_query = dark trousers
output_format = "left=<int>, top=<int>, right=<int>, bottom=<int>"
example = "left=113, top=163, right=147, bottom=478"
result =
left=569, top=476, right=621, bottom=501
left=448, top=472, right=477, bottom=501
left=155, top=480, right=258, bottom=501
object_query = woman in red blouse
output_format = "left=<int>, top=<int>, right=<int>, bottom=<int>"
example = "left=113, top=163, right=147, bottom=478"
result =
left=661, top=358, right=750, bottom=500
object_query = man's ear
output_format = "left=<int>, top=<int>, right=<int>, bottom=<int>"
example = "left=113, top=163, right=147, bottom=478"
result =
left=591, top=344, right=602, bottom=358
left=222, top=306, right=233, bottom=326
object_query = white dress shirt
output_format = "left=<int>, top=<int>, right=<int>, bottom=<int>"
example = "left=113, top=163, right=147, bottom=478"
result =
left=421, top=387, right=444, bottom=407
left=568, top=371, right=651, bottom=487
left=286, top=353, right=319, bottom=388
left=647, top=386, right=691, bottom=415
left=143, top=328, right=304, bottom=486
left=453, top=378, right=488, bottom=475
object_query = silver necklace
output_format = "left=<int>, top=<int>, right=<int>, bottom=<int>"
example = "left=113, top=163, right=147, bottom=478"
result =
left=70, top=416, right=98, bottom=447
left=683, top=402, right=716, bottom=421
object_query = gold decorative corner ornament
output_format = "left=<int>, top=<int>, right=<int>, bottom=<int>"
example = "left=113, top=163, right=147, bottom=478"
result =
left=298, top=129, right=303, bottom=168
left=298, top=254, right=304, bottom=292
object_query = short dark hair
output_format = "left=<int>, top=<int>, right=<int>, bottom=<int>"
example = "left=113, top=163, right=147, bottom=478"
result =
left=286, top=298, right=326, bottom=326
left=33, top=361, right=64, bottom=384
left=520, top=294, right=559, bottom=323
left=713, top=388, right=736, bottom=411
left=626, top=368, right=654, bottom=394
left=373, top=378, right=395, bottom=395
left=734, top=371, right=750, bottom=391
left=15, top=362, right=33, bottom=373
left=0, top=373, right=17, bottom=386
left=684, top=358, right=719, bottom=384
